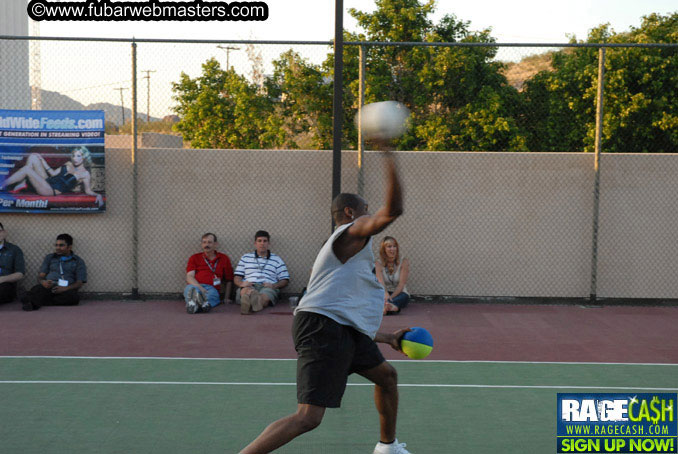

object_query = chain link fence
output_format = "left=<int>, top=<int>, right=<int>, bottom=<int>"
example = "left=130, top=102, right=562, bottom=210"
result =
left=1, top=36, right=677, bottom=301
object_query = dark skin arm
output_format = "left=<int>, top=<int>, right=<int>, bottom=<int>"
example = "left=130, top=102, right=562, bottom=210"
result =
left=39, top=271, right=83, bottom=293
left=374, top=327, right=411, bottom=354
left=333, top=152, right=403, bottom=263
left=38, top=272, right=53, bottom=289
left=332, top=151, right=406, bottom=348
left=52, top=280, right=83, bottom=294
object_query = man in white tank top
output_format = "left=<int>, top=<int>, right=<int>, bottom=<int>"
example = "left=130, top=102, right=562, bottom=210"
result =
left=240, top=151, right=412, bottom=454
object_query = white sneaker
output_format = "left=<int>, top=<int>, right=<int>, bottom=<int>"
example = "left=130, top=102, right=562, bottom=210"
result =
left=186, top=288, right=199, bottom=314
left=186, top=300, right=199, bottom=314
left=195, top=291, right=210, bottom=312
left=373, top=439, right=412, bottom=454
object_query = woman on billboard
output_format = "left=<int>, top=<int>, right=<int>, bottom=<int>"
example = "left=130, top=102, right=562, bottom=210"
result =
left=0, top=147, right=103, bottom=207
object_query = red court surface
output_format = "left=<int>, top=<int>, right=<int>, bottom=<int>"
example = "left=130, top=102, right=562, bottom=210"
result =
left=1, top=300, right=677, bottom=363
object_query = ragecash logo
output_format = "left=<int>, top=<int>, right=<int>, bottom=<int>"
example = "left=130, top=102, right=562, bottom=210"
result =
left=557, top=393, right=677, bottom=453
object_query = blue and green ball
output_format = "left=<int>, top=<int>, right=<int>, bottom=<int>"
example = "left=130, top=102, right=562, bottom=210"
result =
left=400, top=327, right=434, bottom=359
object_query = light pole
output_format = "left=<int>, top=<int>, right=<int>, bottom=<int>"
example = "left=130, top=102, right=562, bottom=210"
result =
left=141, top=70, right=156, bottom=122
left=331, top=0, right=344, bottom=230
left=113, top=86, right=129, bottom=126
left=217, top=45, right=241, bottom=70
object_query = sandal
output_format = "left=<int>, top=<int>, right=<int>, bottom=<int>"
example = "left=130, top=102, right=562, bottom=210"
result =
left=385, top=301, right=400, bottom=314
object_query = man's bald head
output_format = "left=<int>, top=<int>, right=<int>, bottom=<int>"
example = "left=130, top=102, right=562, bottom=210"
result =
left=332, top=193, right=368, bottom=225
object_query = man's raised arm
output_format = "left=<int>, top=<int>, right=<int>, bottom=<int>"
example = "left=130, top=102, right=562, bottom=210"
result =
left=349, top=151, right=403, bottom=238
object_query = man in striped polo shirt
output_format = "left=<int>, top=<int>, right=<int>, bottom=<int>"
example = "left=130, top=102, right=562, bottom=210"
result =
left=234, top=230, right=289, bottom=315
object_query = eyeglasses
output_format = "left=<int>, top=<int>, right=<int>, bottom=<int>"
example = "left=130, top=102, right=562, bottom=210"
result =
left=54, top=243, right=68, bottom=247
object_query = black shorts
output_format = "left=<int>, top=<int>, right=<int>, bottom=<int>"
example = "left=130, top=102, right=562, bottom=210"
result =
left=292, top=311, right=385, bottom=408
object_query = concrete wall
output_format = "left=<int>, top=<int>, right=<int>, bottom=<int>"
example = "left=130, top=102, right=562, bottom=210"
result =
left=5, top=148, right=678, bottom=299
left=597, top=155, right=678, bottom=298
left=105, top=133, right=183, bottom=149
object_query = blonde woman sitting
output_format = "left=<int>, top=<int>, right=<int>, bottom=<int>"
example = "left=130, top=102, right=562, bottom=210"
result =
left=375, top=236, right=410, bottom=315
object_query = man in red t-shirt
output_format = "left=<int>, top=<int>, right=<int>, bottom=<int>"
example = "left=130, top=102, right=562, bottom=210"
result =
left=184, top=233, right=234, bottom=314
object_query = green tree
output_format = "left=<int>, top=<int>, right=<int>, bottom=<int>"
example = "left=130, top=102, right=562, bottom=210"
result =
left=519, top=45, right=599, bottom=152
left=266, top=50, right=334, bottom=149
left=601, top=13, right=678, bottom=153
left=521, top=13, right=678, bottom=153
left=170, top=1, right=528, bottom=151
left=172, top=58, right=276, bottom=149
left=345, top=0, right=527, bottom=151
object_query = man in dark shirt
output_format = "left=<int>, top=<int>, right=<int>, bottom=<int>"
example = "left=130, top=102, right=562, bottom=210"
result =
left=0, top=222, right=26, bottom=304
left=22, top=233, right=87, bottom=311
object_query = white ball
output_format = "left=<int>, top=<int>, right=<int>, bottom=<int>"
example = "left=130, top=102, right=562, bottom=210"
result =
left=356, top=101, right=410, bottom=141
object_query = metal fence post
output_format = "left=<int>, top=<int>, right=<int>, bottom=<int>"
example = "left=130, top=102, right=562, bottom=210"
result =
left=131, top=40, right=140, bottom=299
left=331, top=0, right=344, bottom=232
left=589, top=46, right=606, bottom=304
left=357, top=45, right=365, bottom=197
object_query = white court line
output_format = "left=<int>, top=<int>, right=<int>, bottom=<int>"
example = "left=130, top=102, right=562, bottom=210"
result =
left=1, top=356, right=677, bottom=366
left=0, top=380, right=676, bottom=391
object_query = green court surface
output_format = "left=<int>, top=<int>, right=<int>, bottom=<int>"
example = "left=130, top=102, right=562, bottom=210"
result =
left=1, top=357, right=676, bottom=453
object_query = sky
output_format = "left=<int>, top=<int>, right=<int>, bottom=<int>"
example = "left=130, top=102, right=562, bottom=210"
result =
left=37, top=0, right=678, bottom=43
left=24, top=0, right=678, bottom=118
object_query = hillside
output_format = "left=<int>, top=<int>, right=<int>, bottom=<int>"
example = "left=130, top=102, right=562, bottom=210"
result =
left=502, top=52, right=555, bottom=91
left=36, top=88, right=162, bottom=126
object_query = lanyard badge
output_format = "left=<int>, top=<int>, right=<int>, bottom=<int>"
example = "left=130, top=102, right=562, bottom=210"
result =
left=204, top=256, right=221, bottom=286
left=58, top=259, right=69, bottom=287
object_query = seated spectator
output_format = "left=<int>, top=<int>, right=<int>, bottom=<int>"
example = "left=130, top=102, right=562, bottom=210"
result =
left=22, top=233, right=87, bottom=311
left=375, top=236, right=410, bottom=315
left=185, top=232, right=234, bottom=314
left=234, top=230, right=289, bottom=315
left=0, top=222, right=25, bottom=305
